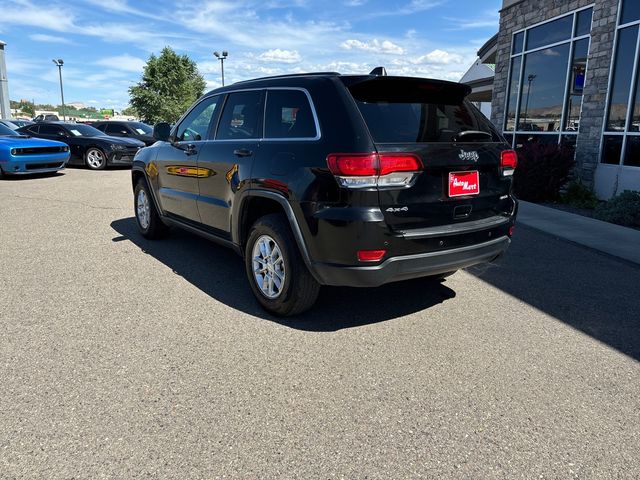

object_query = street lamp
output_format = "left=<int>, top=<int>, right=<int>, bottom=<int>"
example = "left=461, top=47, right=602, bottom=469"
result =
left=213, top=50, right=228, bottom=86
left=52, top=59, right=66, bottom=121
left=522, top=73, right=536, bottom=130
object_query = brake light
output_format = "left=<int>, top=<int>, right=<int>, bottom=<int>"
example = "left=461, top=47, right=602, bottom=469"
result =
left=501, top=150, right=518, bottom=176
left=327, top=153, right=423, bottom=188
left=357, top=249, right=387, bottom=262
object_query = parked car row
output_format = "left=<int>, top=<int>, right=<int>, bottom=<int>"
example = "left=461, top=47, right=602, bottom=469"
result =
left=16, top=122, right=146, bottom=170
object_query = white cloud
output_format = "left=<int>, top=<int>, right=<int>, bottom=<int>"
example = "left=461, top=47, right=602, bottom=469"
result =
left=367, top=0, right=444, bottom=18
left=94, top=55, right=146, bottom=73
left=413, top=49, right=463, bottom=65
left=341, top=39, right=405, bottom=55
left=257, top=49, right=302, bottom=64
left=29, top=34, right=73, bottom=44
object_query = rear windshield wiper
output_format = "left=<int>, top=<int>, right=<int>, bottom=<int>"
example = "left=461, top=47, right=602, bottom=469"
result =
left=453, top=130, right=492, bottom=142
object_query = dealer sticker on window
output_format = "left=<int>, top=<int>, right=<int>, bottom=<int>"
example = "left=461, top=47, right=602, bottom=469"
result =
left=448, top=171, right=480, bottom=197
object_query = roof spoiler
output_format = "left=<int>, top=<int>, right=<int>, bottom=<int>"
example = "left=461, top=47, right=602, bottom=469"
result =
left=369, top=66, right=387, bottom=76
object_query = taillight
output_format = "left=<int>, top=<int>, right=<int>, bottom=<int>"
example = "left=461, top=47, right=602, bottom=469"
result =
left=326, top=153, right=423, bottom=188
left=501, top=150, right=518, bottom=176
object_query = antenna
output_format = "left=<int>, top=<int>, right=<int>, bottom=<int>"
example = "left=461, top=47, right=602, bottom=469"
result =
left=369, top=66, right=387, bottom=76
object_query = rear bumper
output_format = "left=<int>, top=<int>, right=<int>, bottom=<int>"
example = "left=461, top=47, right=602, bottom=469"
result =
left=312, top=236, right=511, bottom=287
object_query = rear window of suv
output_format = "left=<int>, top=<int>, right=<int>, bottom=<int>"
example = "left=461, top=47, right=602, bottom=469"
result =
left=345, top=77, right=501, bottom=143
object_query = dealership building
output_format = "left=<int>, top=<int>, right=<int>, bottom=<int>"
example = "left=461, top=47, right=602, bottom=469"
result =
left=486, top=0, right=640, bottom=198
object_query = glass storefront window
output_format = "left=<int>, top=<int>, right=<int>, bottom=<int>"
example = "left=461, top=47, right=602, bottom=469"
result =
left=561, top=135, right=577, bottom=153
left=515, top=134, right=559, bottom=149
left=505, top=9, right=592, bottom=145
left=624, top=137, right=640, bottom=167
left=564, top=38, right=589, bottom=130
left=512, top=32, right=524, bottom=55
left=504, top=56, right=522, bottom=131
left=517, top=44, right=570, bottom=132
left=602, top=136, right=623, bottom=165
left=575, top=9, right=593, bottom=36
left=606, top=26, right=638, bottom=131
left=621, top=0, right=640, bottom=25
left=526, top=15, right=573, bottom=51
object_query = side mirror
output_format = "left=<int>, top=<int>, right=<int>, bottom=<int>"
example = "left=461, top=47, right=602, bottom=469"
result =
left=153, top=122, right=172, bottom=142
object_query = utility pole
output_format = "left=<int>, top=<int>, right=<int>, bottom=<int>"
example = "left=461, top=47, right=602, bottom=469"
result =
left=213, top=51, right=228, bottom=86
left=0, top=40, right=10, bottom=119
left=52, top=59, right=66, bottom=121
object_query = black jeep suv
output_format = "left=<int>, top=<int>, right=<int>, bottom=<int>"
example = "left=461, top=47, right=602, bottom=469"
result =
left=131, top=69, right=518, bottom=316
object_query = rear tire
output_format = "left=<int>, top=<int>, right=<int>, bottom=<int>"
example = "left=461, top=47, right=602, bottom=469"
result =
left=245, top=213, right=320, bottom=316
left=134, top=179, right=169, bottom=239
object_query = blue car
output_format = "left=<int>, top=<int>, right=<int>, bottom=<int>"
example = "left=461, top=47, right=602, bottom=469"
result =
left=0, top=123, right=70, bottom=177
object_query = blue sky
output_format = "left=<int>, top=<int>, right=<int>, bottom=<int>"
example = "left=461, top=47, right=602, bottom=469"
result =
left=0, top=0, right=500, bottom=111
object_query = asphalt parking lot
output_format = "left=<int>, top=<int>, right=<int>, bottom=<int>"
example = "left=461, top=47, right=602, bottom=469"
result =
left=1, top=168, right=639, bottom=479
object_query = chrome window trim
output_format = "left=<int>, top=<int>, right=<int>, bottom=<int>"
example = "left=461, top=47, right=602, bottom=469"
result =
left=502, top=5, right=595, bottom=148
left=262, top=87, right=322, bottom=142
left=204, top=86, right=322, bottom=143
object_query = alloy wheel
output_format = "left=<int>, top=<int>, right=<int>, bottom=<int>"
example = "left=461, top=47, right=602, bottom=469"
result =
left=136, top=189, right=151, bottom=230
left=252, top=235, right=286, bottom=299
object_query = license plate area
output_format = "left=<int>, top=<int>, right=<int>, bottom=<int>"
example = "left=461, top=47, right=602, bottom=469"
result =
left=448, top=171, right=480, bottom=197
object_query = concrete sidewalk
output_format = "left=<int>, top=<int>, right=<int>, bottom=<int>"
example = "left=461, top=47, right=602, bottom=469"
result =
left=517, top=201, right=640, bottom=266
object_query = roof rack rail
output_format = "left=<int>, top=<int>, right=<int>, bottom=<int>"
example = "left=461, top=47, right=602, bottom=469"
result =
left=231, top=71, right=341, bottom=85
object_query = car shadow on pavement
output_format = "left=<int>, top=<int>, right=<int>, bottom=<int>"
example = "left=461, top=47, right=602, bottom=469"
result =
left=468, top=224, right=640, bottom=362
left=111, top=217, right=456, bottom=331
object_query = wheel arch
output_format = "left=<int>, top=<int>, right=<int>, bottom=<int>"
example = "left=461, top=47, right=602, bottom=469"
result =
left=235, top=190, right=320, bottom=283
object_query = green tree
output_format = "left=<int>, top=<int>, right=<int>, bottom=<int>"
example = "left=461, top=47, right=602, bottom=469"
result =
left=128, top=47, right=206, bottom=124
left=121, top=106, right=138, bottom=117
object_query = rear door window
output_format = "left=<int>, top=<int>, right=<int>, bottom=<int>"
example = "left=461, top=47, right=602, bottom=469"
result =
left=346, top=78, right=501, bottom=143
left=265, top=89, right=318, bottom=139
left=216, top=91, right=263, bottom=140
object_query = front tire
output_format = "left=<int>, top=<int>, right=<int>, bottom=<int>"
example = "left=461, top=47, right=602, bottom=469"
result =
left=245, top=213, right=320, bottom=316
left=134, top=179, right=169, bottom=239
left=85, top=147, right=107, bottom=170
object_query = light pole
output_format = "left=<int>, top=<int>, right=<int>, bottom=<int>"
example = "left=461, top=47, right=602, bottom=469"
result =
left=213, top=51, right=228, bottom=86
left=522, top=73, right=536, bottom=130
left=52, top=59, right=66, bottom=121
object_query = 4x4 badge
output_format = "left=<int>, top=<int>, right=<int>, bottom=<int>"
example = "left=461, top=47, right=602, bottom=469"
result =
left=386, top=206, right=409, bottom=213
left=458, top=149, right=479, bottom=162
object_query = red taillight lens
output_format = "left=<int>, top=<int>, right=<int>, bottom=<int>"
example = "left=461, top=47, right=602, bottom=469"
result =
left=379, top=154, right=423, bottom=175
left=501, top=150, right=518, bottom=169
left=327, top=153, right=378, bottom=176
left=327, top=153, right=422, bottom=188
left=357, top=249, right=387, bottom=262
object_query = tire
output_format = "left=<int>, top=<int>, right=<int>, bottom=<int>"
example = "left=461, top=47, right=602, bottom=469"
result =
left=134, top=179, right=169, bottom=239
left=85, top=147, right=107, bottom=170
left=245, top=213, right=320, bottom=316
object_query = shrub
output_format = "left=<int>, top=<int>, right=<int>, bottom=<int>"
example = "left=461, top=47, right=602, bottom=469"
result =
left=561, top=181, right=600, bottom=210
left=594, top=190, right=640, bottom=228
left=512, top=143, right=575, bottom=203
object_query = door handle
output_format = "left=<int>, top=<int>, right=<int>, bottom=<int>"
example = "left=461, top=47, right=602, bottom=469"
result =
left=184, top=144, right=198, bottom=156
left=233, top=148, right=253, bottom=157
